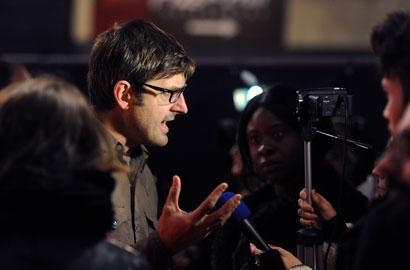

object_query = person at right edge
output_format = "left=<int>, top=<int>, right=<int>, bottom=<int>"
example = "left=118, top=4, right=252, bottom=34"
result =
left=297, top=11, right=410, bottom=270
left=87, top=20, right=241, bottom=270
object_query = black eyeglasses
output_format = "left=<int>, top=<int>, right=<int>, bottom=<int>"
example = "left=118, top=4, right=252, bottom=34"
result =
left=142, top=83, right=186, bottom=103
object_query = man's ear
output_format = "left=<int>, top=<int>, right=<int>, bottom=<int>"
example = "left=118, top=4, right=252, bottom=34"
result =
left=113, top=80, right=132, bottom=110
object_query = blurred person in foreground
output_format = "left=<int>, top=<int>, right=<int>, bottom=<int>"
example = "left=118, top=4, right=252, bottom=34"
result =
left=347, top=118, right=410, bottom=269
left=88, top=19, right=241, bottom=269
left=0, top=77, right=149, bottom=269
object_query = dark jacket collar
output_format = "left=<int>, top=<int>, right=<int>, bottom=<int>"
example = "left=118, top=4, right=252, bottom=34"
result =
left=0, top=168, right=115, bottom=235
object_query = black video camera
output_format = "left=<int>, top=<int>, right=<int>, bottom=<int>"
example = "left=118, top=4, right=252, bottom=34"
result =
left=296, top=87, right=352, bottom=122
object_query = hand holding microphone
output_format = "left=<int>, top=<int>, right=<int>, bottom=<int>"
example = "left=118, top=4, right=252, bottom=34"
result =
left=217, top=192, right=287, bottom=269
left=217, top=191, right=270, bottom=251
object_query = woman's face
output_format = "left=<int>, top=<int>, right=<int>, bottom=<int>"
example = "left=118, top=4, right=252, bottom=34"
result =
left=246, top=107, right=303, bottom=185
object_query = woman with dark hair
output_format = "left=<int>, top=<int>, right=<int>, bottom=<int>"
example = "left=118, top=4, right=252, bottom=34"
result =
left=212, top=84, right=367, bottom=270
left=0, top=77, right=149, bottom=269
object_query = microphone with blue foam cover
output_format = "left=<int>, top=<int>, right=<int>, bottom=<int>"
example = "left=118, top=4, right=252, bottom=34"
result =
left=217, top=192, right=270, bottom=251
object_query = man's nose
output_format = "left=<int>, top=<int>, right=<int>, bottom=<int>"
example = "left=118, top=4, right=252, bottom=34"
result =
left=171, top=93, right=188, bottom=115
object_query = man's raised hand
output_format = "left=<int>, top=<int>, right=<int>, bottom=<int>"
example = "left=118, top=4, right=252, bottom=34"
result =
left=157, top=175, right=241, bottom=254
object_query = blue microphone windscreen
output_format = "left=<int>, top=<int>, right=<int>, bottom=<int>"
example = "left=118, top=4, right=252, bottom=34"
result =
left=217, top=192, right=251, bottom=220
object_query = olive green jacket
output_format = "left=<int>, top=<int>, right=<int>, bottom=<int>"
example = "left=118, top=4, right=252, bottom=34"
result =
left=109, top=141, right=173, bottom=270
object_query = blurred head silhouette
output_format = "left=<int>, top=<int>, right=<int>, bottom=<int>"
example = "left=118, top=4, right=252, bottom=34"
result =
left=0, top=76, right=120, bottom=235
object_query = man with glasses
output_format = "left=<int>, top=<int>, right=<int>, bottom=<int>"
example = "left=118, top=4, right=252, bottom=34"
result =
left=87, top=20, right=241, bottom=270
left=142, top=83, right=186, bottom=104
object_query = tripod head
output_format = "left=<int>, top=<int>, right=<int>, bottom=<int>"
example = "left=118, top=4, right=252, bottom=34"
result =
left=296, top=88, right=352, bottom=125
left=296, top=87, right=352, bottom=142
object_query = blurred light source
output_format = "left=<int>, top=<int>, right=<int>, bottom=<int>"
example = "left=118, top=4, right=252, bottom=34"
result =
left=240, top=70, right=258, bottom=86
left=247, top=85, right=263, bottom=101
left=233, top=69, right=264, bottom=112
left=233, top=85, right=264, bottom=112
left=233, top=88, right=248, bottom=112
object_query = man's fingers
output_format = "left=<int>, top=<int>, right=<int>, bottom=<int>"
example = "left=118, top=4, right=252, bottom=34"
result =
left=164, top=175, right=181, bottom=210
left=203, top=194, right=241, bottom=227
left=191, top=182, right=228, bottom=222
left=192, top=194, right=240, bottom=242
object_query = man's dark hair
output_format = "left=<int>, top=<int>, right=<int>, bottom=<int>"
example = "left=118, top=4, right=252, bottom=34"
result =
left=88, top=20, right=196, bottom=111
left=371, top=11, right=410, bottom=95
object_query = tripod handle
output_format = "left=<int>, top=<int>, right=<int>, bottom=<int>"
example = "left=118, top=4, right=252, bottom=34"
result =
left=304, top=141, right=313, bottom=205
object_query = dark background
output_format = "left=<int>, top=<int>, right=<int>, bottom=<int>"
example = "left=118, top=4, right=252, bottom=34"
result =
left=0, top=0, right=389, bottom=211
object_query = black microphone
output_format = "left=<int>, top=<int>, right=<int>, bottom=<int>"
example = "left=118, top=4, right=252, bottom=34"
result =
left=218, top=192, right=270, bottom=251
